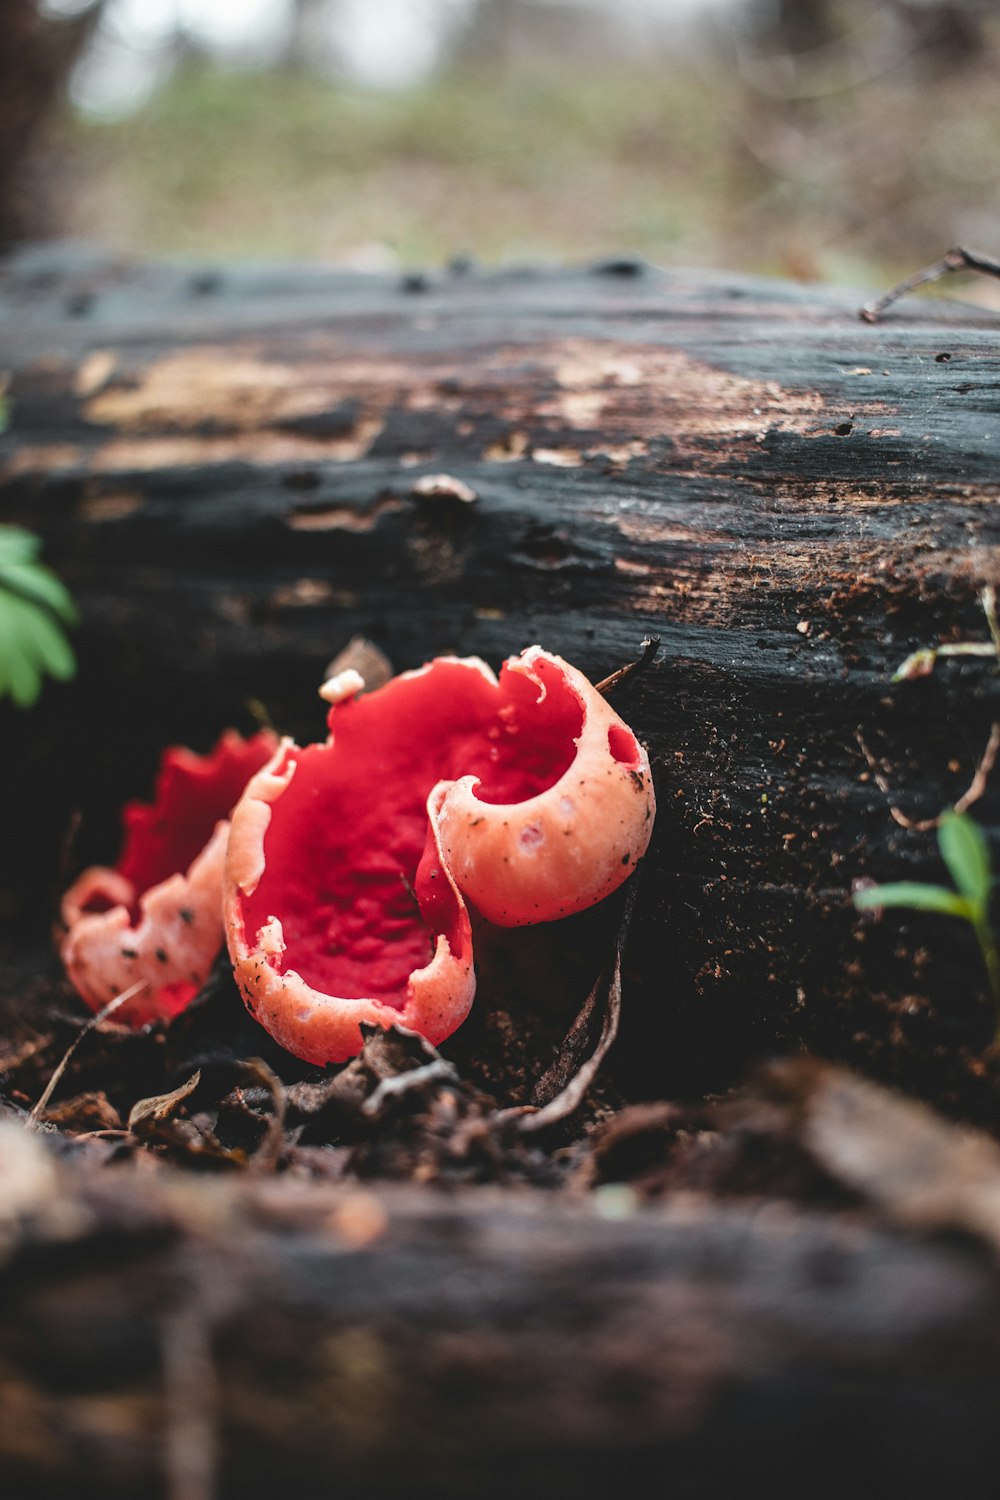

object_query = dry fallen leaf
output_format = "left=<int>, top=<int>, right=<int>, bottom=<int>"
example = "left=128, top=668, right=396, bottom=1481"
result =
left=128, top=1071, right=202, bottom=1134
left=501, top=883, right=637, bottom=1133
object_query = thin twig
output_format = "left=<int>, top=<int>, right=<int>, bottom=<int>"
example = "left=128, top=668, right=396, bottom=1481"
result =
left=362, top=1058, right=459, bottom=1118
left=954, top=723, right=1000, bottom=817
left=860, top=246, right=1000, bottom=323
left=894, top=588, right=1000, bottom=682
left=861, top=586, right=1000, bottom=826
left=855, top=724, right=1000, bottom=832
left=498, top=881, right=638, bottom=1134
left=595, top=636, right=660, bottom=696
left=982, top=585, right=1000, bottom=658
left=243, top=1057, right=288, bottom=1172
left=28, top=981, right=146, bottom=1125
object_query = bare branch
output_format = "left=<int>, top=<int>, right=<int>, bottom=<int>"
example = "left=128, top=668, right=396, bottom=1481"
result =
left=861, top=247, right=1000, bottom=323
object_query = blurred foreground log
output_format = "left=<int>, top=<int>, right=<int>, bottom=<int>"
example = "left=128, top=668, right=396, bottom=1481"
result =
left=3, top=1099, right=1000, bottom=1500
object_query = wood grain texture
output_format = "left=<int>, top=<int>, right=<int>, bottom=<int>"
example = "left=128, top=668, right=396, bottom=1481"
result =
left=1, top=243, right=998, bottom=1103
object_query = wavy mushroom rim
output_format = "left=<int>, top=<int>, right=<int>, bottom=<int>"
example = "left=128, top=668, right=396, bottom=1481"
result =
left=430, top=650, right=655, bottom=926
left=225, top=768, right=475, bottom=1065
left=59, top=729, right=279, bottom=1026
left=59, top=820, right=231, bottom=1027
left=222, top=647, right=655, bottom=1063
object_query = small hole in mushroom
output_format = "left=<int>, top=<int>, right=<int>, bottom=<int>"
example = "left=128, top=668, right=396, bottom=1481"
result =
left=608, top=724, right=640, bottom=767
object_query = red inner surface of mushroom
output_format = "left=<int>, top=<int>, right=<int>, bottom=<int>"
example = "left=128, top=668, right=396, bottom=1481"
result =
left=468, top=655, right=583, bottom=804
left=75, top=886, right=125, bottom=918
left=607, top=722, right=641, bottom=768
left=241, top=656, right=584, bottom=1005
left=118, top=732, right=277, bottom=899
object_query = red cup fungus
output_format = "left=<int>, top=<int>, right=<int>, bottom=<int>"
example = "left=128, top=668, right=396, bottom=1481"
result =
left=60, top=729, right=278, bottom=1026
left=225, top=647, right=655, bottom=1065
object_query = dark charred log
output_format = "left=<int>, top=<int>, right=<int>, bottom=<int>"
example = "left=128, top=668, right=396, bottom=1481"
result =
left=2, top=244, right=999, bottom=1112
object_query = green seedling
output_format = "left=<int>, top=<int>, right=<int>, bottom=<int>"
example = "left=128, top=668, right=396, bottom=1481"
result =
left=0, top=525, right=78, bottom=708
left=853, top=811, right=1000, bottom=1038
left=0, top=392, right=78, bottom=707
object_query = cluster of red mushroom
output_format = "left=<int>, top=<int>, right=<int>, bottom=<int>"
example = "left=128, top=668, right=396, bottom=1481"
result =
left=60, top=648, right=655, bottom=1063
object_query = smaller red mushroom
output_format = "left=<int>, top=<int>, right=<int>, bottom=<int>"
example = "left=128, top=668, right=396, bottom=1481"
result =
left=60, top=729, right=277, bottom=1026
left=225, top=648, right=655, bottom=1065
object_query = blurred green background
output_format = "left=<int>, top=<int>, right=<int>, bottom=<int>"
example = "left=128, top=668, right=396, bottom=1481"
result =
left=5, top=0, right=1000, bottom=297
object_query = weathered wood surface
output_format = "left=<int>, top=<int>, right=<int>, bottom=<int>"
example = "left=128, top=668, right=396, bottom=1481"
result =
left=2, top=243, right=998, bottom=1104
left=2, top=246, right=1000, bottom=1499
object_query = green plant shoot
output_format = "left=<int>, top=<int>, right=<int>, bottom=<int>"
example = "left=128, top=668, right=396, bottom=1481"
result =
left=0, top=526, right=78, bottom=708
left=853, top=811, right=1000, bottom=1037
left=0, top=390, right=78, bottom=707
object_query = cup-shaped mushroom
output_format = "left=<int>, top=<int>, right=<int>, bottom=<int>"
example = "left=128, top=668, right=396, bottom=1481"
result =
left=225, top=738, right=478, bottom=1067
left=224, top=649, right=654, bottom=1063
left=60, top=729, right=277, bottom=1026
left=429, top=648, right=655, bottom=926
left=223, top=665, right=488, bottom=1066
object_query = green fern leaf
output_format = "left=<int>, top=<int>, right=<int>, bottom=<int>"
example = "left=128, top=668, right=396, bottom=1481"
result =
left=0, top=528, right=77, bottom=708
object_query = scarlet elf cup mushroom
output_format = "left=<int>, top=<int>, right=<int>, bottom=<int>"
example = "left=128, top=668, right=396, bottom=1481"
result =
left=224, top=647, right=655, bottom=1065
left=60, top=730, right=278, bottom=1026
left=59, top=649, right=654, bottom=1060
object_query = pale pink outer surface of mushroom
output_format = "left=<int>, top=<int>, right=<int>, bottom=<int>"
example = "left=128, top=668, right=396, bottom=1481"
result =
left=224, top=647, right=655, bottom=1066
left=60, top=823, right=230, bottom=1027
left=60, top=730, right=278, bottom=1027
left=431, top=647, right=655, bottom=926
